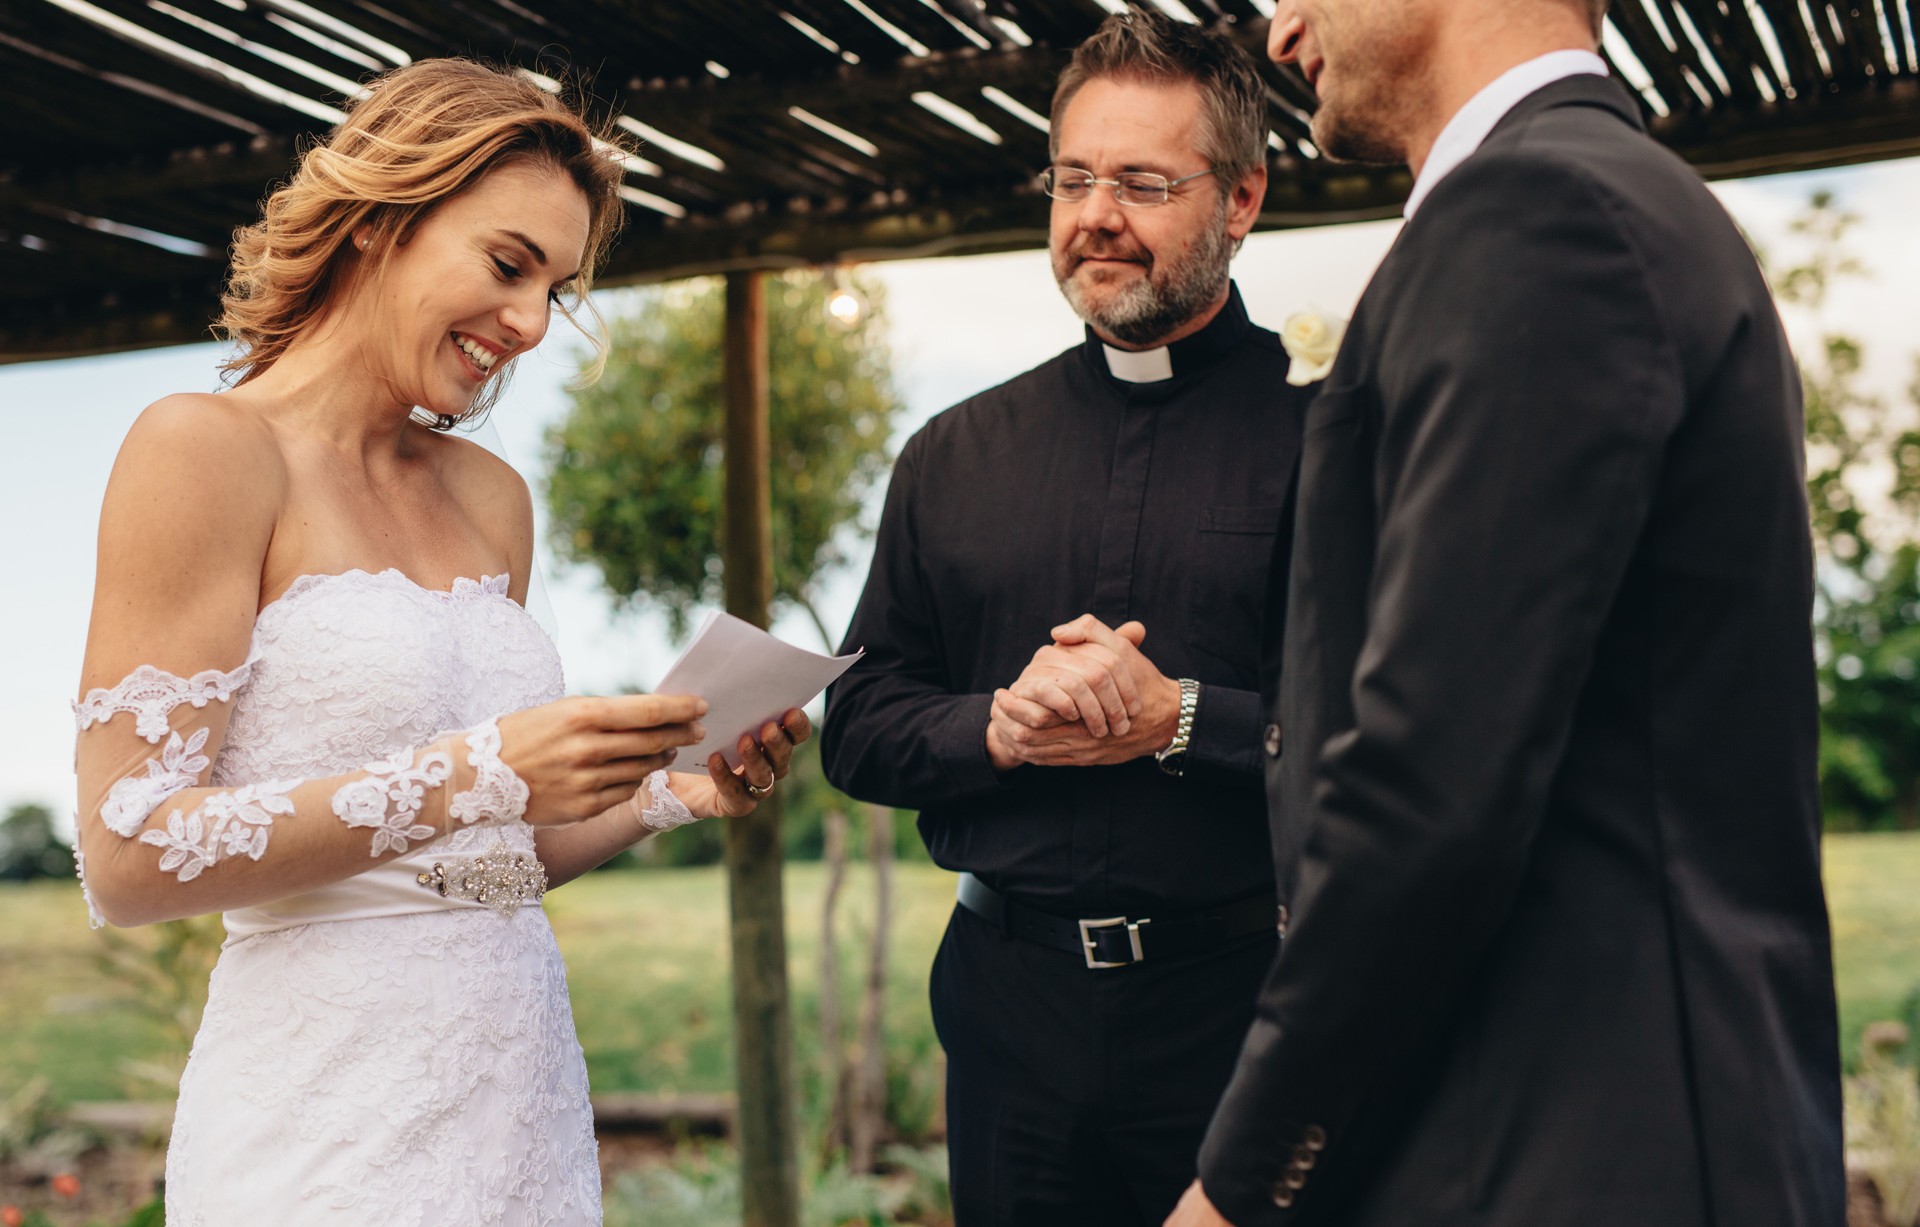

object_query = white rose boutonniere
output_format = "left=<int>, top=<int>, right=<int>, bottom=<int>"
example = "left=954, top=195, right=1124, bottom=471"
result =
left=1280, top=310, right=1348, bottom=386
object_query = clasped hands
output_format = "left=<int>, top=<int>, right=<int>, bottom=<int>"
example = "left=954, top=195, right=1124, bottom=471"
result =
left=986, top=614, right=1181, bottom=771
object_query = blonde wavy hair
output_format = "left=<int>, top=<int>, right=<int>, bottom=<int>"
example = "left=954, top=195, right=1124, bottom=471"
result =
left=218, top=58, right=627, bottom=425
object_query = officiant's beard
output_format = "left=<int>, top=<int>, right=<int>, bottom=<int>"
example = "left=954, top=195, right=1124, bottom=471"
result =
left=1054, top=211, right=1235, bottom=348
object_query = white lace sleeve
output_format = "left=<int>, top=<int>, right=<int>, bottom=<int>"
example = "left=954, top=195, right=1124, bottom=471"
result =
left=624, top=770, right=697, bottom=833
left=448, top=719, right=530, bottom=827
left=75, top=660, right=254, bottom=743
left=73, top=660, right=256, bottom=925
left=74, top=659, right=531, bottom=926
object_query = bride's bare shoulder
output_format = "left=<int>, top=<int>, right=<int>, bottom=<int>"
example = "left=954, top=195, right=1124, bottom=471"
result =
left=100, top=392, right=283, bottom=576
left=116, top=392, right=284, bottom=483
left=81, top=393, right=281, bottom=676
left=434, top=432, right=534, bottom=598
left=437, top=431, right=532, bottom=536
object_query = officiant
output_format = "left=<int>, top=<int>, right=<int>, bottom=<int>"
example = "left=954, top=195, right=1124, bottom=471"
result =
left=821, top=12, right=1315, bottom=1224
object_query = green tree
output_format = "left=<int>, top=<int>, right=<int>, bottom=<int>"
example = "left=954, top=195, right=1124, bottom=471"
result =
left=1773, top=192, right=1920, bottom=830
left=544, top=270, right=919, bottom=1164
left=545, top=270, right=900, bottom=647
left=0, top=803, right=74, bottom=882
left=544, top=269, right=908, bottom=865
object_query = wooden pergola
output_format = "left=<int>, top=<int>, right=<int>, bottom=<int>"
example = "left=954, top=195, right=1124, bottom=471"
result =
left=5, top=3, right=1917, bottom=1224
left=4, top=0, right=1918, bottom=363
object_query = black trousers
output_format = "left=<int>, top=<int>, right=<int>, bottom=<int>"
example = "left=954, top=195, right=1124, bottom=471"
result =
left=930, top=901, right=1277, bottom=1227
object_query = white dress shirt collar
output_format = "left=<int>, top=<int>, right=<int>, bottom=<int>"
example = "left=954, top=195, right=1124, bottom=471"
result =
left=1403, top=49, right=1609, bottom=219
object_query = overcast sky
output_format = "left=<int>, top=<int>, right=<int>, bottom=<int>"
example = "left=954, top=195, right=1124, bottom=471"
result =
left=5, top=155, right=1916, bottom=829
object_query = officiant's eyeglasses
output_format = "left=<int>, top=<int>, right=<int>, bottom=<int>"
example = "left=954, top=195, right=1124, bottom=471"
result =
left=1039, top=165, right=1218, bottom=207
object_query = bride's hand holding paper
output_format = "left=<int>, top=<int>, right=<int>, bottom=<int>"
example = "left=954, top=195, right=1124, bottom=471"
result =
left=636, top=611, right=856, bottom=820
left=495, top=693, right=710, bottom=826
left=655, top=611, right=863, bottom=771
left=672, top=708, right=813, bottom=819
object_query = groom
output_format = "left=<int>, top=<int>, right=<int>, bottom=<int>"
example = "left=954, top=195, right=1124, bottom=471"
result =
left=1171, top=1, right=1847, bottom=1225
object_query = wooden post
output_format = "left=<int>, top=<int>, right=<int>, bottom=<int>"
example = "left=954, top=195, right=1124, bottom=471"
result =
left=722, top=268, right=801, bottom=1227
left=849, top=803, right=894, bottom=1172
left=818, top=808, right=850, bottom=1162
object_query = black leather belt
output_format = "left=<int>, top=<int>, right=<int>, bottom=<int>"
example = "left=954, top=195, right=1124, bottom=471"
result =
left=956, top=872, right=1282, bottom=970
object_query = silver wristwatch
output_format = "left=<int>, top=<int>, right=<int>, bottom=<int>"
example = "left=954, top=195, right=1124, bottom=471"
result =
left=1155, top=678, right=1202, bottom=777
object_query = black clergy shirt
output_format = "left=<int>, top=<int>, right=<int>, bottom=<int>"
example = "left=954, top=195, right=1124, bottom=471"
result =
left=821, top=284, right=1312, bottom=917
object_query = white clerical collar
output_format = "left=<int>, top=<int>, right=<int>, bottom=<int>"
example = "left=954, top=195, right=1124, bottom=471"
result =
left=1404, top=49, right=1609, bottom=219
left=1102, top=343, right=1174, bottom=383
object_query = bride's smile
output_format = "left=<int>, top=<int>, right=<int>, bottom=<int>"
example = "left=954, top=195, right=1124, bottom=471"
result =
left=344, top=159, right=591, bottom=421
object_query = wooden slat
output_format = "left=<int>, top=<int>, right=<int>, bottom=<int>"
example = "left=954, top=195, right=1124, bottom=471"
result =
left=157, top=0, right=387, bottom=84
left=1692, top=0, right=1793, bottom=100
left=69, top=0, right=360, bottom=114
left=325, top=0, right=438, bottom=45
left=627, top=43, right=1067, bottom=122
left=1642, top=0, right=1741, bottom=103
left=1607, top=2, right=1704, bottom=113
left=1745, top=0, right=1825, bottom=96
left=843, top=0, right=990, bottom=56
left=1809, top=0, right=1869, bottom=85
left=1833, top=0, right=1894, bottom=78
left=0, top=12, right=297, bottom=147
left=6, top=0, right=1920, bottom=365
left=1666, top=0, right=1767, bottom=105
left=1659, top=73, right=1920, bottom=170
left=778, top=0, right=921, bottom=65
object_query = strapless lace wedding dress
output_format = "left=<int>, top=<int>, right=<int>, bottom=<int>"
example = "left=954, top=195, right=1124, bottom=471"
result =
left=161, top=569, right=600, bottom=1225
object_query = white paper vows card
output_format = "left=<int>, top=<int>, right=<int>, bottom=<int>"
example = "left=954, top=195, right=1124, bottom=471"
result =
left=655, top=612, right=864, bottom=769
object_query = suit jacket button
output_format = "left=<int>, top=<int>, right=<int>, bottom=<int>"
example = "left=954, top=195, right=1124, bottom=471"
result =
left=1303, top=1124, right=1328, bottom=1151
left=1284, top=1169, right=1308, bottom=1190
left=1264, top=723, right=1283, bottom=758
left=1270, top=1184, right=1295, bottom=1208
left=1292, top=1143, right=1316, bottom=1169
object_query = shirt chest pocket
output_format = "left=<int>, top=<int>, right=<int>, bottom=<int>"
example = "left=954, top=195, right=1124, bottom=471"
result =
left=1187, top=504, right=1287, bottom=675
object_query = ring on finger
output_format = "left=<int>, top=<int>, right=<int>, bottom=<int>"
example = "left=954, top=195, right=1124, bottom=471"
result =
left=746, top=780, right=773, bottom=799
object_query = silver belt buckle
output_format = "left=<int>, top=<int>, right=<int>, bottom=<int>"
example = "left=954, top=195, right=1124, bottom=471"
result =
left=1078, top=915, right=1150, bottom=969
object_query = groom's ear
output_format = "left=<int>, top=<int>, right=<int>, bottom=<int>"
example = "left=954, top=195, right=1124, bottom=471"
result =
left=1225, top=165, right=1267, bottom=242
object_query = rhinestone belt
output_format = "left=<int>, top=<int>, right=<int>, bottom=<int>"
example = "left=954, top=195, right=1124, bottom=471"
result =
left=416, top=850, right=548, bottom=915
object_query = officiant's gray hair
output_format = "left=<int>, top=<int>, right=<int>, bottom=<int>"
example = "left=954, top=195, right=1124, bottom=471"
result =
left=1050, top=8, right=1265, bottom=192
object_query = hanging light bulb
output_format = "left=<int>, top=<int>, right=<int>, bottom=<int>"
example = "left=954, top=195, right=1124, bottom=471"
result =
left=825, top=264, right=867, bottom=330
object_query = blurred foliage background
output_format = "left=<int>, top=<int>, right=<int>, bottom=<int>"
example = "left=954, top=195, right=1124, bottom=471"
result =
left=1785, top=193, right=1920, bottom=832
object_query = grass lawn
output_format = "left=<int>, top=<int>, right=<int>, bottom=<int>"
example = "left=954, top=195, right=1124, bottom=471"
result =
left=3, top=833, right=1917, bottom=1107
left=1823, top=830, right=1920, bottom=1051
left=0, top=860, right=961, bottom=1119
left=547, top=859, right=957, bottom=1129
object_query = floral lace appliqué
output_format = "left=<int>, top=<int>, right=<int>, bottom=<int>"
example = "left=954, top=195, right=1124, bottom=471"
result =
left=101, top=727, right=212, bottom=837
left=636, top=769, right=697, bottom=832
left=448, top=718, right=529, bottom=827
left=75, top=659, right=254, bottom=744
left=74, top=845, right=105, bottom=930
left=332, top=747, right=454, bottom=855
left=139, top=781, right=298, bottom=882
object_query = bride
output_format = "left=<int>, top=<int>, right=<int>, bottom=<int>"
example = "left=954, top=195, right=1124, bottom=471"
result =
left=69, top=58, right=804, bottom=1225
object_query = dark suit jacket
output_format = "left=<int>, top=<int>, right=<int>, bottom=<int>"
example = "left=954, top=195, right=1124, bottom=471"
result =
left=1197, top=75, right=1845, bottom=1227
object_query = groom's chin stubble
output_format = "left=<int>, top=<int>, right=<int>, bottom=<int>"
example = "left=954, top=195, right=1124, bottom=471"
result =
left=1313, top=119, right=1405, bottom=165
left=1310, top=106, right=1409, bottom=167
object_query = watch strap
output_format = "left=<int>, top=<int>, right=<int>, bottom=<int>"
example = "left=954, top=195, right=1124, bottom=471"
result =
left=1155, top=678, right=1201, bottom=777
